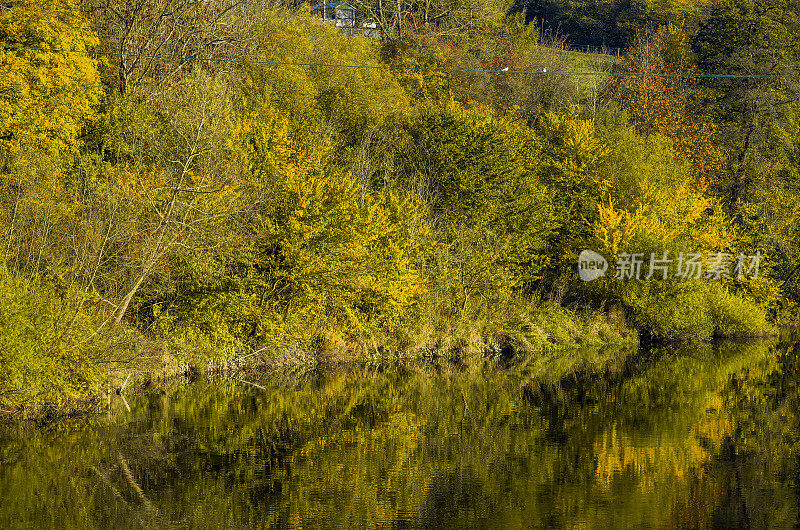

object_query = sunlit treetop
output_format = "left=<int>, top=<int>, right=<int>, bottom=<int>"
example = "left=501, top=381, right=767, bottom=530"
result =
left=0, top=0, right=102, bottom=157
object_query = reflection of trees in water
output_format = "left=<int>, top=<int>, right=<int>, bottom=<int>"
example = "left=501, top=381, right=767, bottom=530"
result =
left=670, top=332, right=800, bottom=528
left=1, top=336, right=799, bottom=528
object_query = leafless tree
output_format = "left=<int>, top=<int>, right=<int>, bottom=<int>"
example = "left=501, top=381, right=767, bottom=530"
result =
left=82, top=0, right=267, bottom=97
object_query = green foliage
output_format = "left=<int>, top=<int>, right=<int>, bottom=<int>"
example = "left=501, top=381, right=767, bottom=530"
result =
left=621, top=281, right=714, bottom=341
left=379, top=25, right=593, bottom=117
left=573, top=114, right=775, bottom=341
left=515, top=0, right=714, bottom=48
left=535, top=109, right=611, bottom=275
left=690, top=0, right=800, bottom=255
left=0, top=266, right=108, bottom=412
left=393, top=101, right=559, bottom=330
left=592, top=122, right=731, bottom=256
left=507, top=299, right=631, bottom=350
left=244, top=11, right=411, bottom=147
left=620, top=280, right=771, bottom=341
left=133, top=112, right=430, bottom=355
left=689, top=0, right=800, bottom=314
left=3, top=0, right=800, bottom=414
left=706, top=282, right=772, bottom=337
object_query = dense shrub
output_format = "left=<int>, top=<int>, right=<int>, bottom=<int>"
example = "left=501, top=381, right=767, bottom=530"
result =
left=0, top=267, right=108, bottom=412
left=620, top=280, right=771, bottom=341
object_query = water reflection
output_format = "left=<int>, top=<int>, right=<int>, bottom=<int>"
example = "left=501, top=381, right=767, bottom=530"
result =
left=1, top=333, right=799, bottom=528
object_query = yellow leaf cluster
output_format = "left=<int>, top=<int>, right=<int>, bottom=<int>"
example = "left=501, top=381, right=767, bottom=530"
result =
left=595, top=176, right=732, bottom=255
left=0, top=0, right=102, bottom=158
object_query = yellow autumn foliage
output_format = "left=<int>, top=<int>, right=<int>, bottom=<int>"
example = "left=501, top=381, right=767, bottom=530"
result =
left=0, top=0, right=101, bottom=157
left=596, top=178, right=731, bottom=256
left=593, top=128, right=732, bottom=257
left=249, top=117, right=429, bottom=332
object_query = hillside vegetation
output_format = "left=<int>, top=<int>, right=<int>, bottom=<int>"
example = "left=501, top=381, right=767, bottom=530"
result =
left=2, top=0, right=798, bottom=415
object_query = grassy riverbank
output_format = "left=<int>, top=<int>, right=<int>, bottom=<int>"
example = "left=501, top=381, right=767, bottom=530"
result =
left=0, top=267, right=638, bottom=419
left=0, top=262, right=781, bottom=420
left=0, top=259, right=781, bottom=421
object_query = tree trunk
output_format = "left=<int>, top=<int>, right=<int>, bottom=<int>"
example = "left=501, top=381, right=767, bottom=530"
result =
left=114, top=270, right=147, bottom=326
left=730, top=117, right=756, bottom=211
left=396, top=0, right=401, bottom=32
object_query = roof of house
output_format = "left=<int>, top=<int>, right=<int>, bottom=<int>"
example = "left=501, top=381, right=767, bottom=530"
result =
left=311, top=2, right=354, bottom=11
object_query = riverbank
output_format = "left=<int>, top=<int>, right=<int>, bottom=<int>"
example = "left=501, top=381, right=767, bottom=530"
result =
left=3, top=268, right=784, bottom=424
left=0, top=0, right=796, bottom=431
left=0, top=298, right=639, bottom=422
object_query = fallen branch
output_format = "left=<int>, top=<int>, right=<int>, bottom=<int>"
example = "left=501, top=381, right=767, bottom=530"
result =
left=119, top=373, right=132, bottom=394
left=237, top=378, right=266, bottom=391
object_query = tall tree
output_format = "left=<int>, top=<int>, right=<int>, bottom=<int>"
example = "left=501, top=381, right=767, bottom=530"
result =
left=606, top=26, right=722, bottom=177
left=693, top=0, right=800, bottom=308
left=692, top=0, right=800, bottom=209
left=0, top=0, right=103, bottom=274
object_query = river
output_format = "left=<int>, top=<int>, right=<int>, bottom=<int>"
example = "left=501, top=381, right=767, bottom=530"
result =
left=1, top=330, right=799, bottom=528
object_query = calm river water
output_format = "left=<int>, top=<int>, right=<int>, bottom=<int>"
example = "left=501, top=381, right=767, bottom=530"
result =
left=1, top=331, right=799, bottom=528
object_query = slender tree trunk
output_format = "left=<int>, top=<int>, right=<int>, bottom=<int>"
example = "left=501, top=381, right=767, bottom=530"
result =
left=731, top=118, right=755, bottom=211
left=119, top=62, right=127, bottom=96
left=114, top=269, right=147, bottom=325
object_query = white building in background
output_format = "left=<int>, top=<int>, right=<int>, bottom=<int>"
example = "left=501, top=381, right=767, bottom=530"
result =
left=312, top=2, right=355, bottom=27
left=312, top=2, right=381, bottom=38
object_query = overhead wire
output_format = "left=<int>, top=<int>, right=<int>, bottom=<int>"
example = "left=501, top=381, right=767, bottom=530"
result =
left=111, top=51, right=800, bottom=79
left=4, top=44, right=800, bottom=79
